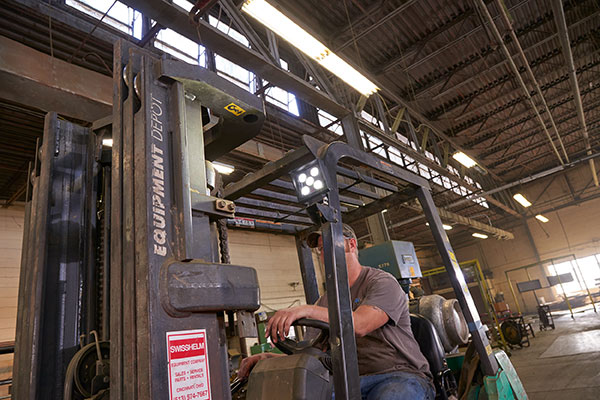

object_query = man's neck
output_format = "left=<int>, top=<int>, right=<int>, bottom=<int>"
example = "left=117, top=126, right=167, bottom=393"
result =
left=347, top=258, right=364, bottom=287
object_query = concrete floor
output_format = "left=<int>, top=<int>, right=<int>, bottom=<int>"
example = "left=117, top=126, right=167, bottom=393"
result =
left=508, top=307, right=600, bottom=400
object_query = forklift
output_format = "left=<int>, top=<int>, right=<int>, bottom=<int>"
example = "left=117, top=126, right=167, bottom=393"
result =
left=13, top=40, right=526, bottom=400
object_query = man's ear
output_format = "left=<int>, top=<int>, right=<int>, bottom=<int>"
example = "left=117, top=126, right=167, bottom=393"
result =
left=349, top=238, right=358, bottom=253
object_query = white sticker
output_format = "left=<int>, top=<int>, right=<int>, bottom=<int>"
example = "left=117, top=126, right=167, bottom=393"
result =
left=166, top=329, right=211, bottom=400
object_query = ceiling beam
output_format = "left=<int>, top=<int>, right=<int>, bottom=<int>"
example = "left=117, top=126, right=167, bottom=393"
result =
left=428, top=28, right=600, bottom=121
left=0, top=35, right=112, bottom=121
left=396, top=0, right=593, bottom=100
left=475, top=0, right=565, bottom=166
left=333, top=0, right=418, bottom=52
left=552, top=0, right=599, bottom=186
left=388, top=200, right=515, bottom=239
left=376, top=2, right=478, bottom=74
left=466, top=73, right=600, bottom=150
left=482, top=88, right=600, bottom=163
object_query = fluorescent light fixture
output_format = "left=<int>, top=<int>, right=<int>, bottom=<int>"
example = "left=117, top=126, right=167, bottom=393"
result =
left=535, top=214, right=549, bottom=223
left=102, top=138, right=113, bottom=147
left=213, top=162, right=235, bottom=175
left=472, top=233, right=488, bottom=239
left=513, top=193, right=532, bottom=208
left=425, top=222, right=453, bottom=230
left=242, top=0, right=379, bottom=96
left=452, top=151, right=477, bottom=168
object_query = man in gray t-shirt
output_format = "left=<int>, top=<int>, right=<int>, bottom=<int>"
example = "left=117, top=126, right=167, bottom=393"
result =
left=239, top=224, right=434, bottom=400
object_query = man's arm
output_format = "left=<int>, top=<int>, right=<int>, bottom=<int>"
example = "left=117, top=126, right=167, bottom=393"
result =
left=266, top=304, right=389, bottom=342
left=352, top=305, right=389, bottom=337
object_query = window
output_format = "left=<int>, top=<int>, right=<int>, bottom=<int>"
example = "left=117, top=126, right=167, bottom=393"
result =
left=361, top=111, right=381, bottom=128
left=318, top=110, right=343, bottom=135
left=155, top=29, right=204, bottom=65
left=262, top=60, right=299, bottom=115
left=67, top=0, right=141, bottom=37
left=209, top=16, right=250, bottom=47
left=215, top=55, right=255, bottom=91
left=551, top=256, right=600, bottom=297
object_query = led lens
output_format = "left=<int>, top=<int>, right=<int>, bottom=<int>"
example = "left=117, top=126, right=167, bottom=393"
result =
left=301, top=186, right=310, bottom=196
left=298, top=173, right=307, bottom=183
left=306, top=176, right=315, bottom=186
left=310, top=167, right=319, bottom=177
left=313, top=180, right=324, bottom=190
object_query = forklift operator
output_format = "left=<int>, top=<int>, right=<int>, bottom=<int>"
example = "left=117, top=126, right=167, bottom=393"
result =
left=239, top=224, right=435, bottom=400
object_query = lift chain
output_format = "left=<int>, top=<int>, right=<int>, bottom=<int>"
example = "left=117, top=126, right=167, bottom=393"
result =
left=217, top=218, right=231, bottom=264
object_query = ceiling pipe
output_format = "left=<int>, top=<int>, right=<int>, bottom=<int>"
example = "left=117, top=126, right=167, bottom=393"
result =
left=475, top=0, right=566, bottom=166
left=448, top=150, right=600, bottom=210
left=494, top=0, right=570, bottom=163
left=551, top=0, right=599, bottom=187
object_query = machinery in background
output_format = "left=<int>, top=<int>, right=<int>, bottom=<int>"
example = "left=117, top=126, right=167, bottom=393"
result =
left=537, top=305, right=555, bottom=331
left=505, top=254, right=598, bottom=319
left=500, top=316, right=535, bottom=349
left=358, top=240, right=421, bottom=293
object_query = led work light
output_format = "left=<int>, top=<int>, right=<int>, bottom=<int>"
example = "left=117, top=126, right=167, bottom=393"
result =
left=290, top=161, right=329, bottom=204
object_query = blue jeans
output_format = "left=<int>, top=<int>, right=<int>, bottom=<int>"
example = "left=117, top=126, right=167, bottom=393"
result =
left=333, top=371, right=435, bottom=400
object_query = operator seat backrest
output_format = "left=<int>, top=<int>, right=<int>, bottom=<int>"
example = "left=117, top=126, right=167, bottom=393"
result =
left=409, top=313, right=446, bottom=375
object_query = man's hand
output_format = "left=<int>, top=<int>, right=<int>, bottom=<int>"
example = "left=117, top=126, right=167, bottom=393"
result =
left=237, top=352, right=283, bottom=379
left=265, top=305, right=327, bottom=343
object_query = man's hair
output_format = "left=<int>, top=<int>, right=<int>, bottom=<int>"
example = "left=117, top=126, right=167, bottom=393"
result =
left=306, top=223, right=357, bottom=248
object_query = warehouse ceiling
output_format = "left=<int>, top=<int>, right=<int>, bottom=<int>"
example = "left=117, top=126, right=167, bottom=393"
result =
left=1, top=0, right=600, bottom=247
left=276, top=0, right=600, bottom=179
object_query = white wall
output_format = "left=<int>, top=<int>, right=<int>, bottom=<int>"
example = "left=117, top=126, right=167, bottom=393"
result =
left=228, top=229, right=324, bottom=311
left=0, top=204, right=24, bottom=396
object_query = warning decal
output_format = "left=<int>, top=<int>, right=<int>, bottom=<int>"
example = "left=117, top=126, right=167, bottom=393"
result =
left=166, top=329, right=211, bottom=400
left=224, top=102, right=246, bottom=116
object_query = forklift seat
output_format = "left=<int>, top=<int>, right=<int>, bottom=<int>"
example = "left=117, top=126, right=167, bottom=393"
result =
left=410, top=313, right=454, bottom=400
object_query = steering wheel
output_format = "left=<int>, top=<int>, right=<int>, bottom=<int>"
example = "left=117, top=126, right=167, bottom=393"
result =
left=274, top=318, right=330, bottom=355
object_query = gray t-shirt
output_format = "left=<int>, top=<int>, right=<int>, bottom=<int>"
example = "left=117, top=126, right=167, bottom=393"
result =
left=308, top=267, right=431, bottom=381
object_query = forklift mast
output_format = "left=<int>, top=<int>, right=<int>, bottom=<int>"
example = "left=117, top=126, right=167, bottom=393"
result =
left=14, top=41, right=264, bottom=400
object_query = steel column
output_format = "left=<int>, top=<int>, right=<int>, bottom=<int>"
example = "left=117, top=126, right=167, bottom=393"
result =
left=295, top=235, right=320, bottom=304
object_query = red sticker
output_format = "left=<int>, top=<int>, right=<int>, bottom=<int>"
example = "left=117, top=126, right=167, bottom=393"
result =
left=166, top=330, right=211, bottom=400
